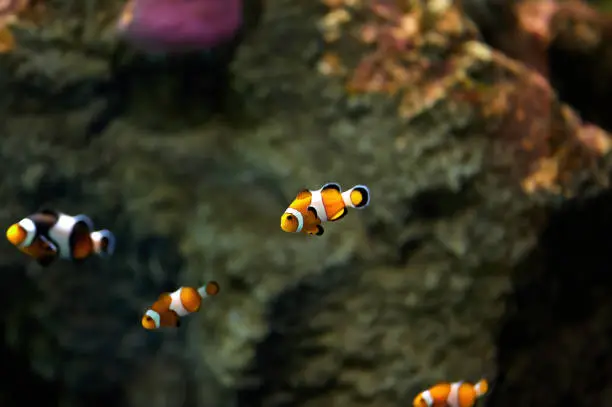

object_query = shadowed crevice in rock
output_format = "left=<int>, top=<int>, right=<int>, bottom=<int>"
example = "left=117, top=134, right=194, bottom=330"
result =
left=490, top=187, right=612, bottom=407
left=462, top=0, right=612, bottom=133
left=0, top=341, right=60, bottom=406
left=0, top=265, right=61, bottom=407
left=90, top=46, right=237, bottom=136
left=134, top=236, right=185, bottom=293
left=547, top=3, right=612, bottom=133
left=235, top=266, right=359, bottom=407
left=393, top=181, right=479, bottom=265
left=410, top=183, right=479, bottom=221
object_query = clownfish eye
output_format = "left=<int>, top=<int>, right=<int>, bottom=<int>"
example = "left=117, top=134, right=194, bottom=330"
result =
left=145, top=316, right=152, bottom=321
left=286, top=215, right=294, bottom=221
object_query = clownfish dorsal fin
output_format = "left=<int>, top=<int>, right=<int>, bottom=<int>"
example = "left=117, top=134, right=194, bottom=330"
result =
left=37, top=208, right=58, bottom=217
left=151, top=293, right=171, bottom=311
left=321, top=182, right=341, bottom=192
left=295, top=189, right=311, bottom=200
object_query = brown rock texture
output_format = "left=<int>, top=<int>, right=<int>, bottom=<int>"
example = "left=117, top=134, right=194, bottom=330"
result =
left=0, top=1, right=611, bottom=407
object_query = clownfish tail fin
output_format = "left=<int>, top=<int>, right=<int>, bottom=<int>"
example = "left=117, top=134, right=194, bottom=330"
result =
left=197, top=281, right=220, bottom=299
left=341, top=185, right=370, bottom=209
left=90, top=229, right=116, bottom=257
left=474, top=379, right=488, bottom=397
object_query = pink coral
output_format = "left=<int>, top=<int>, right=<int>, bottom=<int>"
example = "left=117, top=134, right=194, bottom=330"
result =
left=116, top=0, right=242, bottom=54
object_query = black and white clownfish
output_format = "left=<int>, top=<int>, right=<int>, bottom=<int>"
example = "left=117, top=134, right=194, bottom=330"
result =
left=280, top=182, right=370, bottom=236
left=6, top=209, right=116, bottom=267
left=141, top=281, right=220, bottom=330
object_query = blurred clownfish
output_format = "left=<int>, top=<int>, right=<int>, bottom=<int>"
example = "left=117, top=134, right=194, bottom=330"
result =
left=6, top=209, right=116, bottom=267
left=280, top=183, right=370, bottom=236
left=141, top=281, right=220, bottom=330
left=413, top=379, right=488, bottom=407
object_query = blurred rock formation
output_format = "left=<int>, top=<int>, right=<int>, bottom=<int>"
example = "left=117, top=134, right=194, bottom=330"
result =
left=1, top=1, right=612, bottom=407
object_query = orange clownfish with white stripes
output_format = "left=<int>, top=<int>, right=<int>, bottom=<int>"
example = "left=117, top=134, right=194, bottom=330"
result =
left=6, top=209, right=115, bottom=267
left=141, top=281, right=220, bottom=330
left=280, top=182, right=370, bottom=236
left=413, top=379, right=488, bottom=407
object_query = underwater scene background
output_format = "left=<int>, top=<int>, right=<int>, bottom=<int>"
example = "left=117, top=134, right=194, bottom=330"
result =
left=2, top=0, right=612, bottom=407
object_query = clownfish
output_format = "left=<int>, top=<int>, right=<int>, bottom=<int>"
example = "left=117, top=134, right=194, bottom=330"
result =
left=280, top=182, right=370, bottom=236
left=6, top=209, right=116, bottom=267
left=413, top=379, right=489, bottom=407
left=141, top=281, right=220, bottom=330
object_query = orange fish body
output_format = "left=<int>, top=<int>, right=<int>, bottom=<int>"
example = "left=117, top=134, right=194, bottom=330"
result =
left=280, top=182, right=370, bottom=236
left=6, top=209, right=115, bottom=267
left=141, top=281, right=220, bottom=330
left=413, top=380, right=488, bottom=407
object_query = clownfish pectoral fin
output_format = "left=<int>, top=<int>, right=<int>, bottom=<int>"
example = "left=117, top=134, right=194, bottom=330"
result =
left=329, top=207, right=347, bottom=222
left=321, top=182, right=341, bottom=192
left=315, top=225, right=325, bottom=236
left=39, top=235, right=57, bottom=254
left=36, top=254, right=56, bottom=267
left=307, top=206, right=319, bottom=220
left=169, top=310, right=181, bottom=327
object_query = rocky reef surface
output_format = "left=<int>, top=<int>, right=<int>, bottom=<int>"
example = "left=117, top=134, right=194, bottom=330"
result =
left=2, top=1, right=612, bottom=407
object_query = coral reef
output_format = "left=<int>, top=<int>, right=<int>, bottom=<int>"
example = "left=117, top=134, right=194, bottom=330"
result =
left=0, top=1, right=611, bottom=407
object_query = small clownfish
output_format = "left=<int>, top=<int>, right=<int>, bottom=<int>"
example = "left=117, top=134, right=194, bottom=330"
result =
left=141, top=281, right=220, bottom=330
left=6, top=209, right=116, bottom=267
left=280, top=182, right=370, bottom=236
left=413, top=379, right=489, bottom=407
